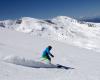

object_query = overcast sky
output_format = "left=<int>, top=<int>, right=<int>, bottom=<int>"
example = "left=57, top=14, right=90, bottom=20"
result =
left=0, top=0, right=100, bottom=20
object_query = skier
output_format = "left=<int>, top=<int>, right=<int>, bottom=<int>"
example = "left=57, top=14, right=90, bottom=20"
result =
left=42, top=46, right=54, bottom=63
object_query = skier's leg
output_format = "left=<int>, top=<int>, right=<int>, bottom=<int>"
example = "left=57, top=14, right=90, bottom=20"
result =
left=47, top=55, right=51, bottom=64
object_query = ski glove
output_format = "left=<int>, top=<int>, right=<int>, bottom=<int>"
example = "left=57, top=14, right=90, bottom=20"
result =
left=50, top=54, right=54, bottom=57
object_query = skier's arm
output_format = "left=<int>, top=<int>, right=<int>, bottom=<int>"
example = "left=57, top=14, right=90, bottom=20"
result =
left=46, top=48, right=54, bottom=57
left=50, top=53, right=54, bottom=57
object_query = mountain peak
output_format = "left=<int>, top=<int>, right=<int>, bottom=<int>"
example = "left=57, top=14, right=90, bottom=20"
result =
left=21, top=17, right=37, bottom=20
left=54, top=16, right=73, bottom=20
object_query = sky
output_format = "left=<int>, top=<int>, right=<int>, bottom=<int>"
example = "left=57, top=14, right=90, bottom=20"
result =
left=0, top=0, right=100, bottom=20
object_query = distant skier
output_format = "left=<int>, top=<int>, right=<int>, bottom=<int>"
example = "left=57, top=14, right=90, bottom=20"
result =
left=41, top=46, right=54, bottom=63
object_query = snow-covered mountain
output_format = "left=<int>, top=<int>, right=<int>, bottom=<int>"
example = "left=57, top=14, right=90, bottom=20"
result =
left=80, top=16, right=100, bottom=23
left=1, top=16, right=100, bottom=51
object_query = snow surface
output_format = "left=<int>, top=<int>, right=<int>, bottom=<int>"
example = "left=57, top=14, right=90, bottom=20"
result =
left=0, top=16, right=100, bottom=80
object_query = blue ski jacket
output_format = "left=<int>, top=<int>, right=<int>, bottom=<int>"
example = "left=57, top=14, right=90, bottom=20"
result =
left=42, top=47, right=50, bottom=57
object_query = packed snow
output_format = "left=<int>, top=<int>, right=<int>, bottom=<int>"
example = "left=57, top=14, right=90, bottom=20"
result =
left=0, top=16, right=100, bottom=80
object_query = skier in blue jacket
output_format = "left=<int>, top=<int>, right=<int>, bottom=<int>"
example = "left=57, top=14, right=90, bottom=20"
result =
left=42, top=46, right=54, bottom=63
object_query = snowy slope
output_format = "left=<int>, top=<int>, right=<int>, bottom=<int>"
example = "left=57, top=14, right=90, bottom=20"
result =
left=0, top=29, right=100, bottom=80
left=1, top=16, right=100, bottom=51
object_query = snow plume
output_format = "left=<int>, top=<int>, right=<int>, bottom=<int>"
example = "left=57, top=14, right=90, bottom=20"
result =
left=3, top=56, right=58, bottom=68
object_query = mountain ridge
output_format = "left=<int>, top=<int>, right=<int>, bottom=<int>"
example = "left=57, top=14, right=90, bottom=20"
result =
left=79, top=16, right=100, bottom=23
